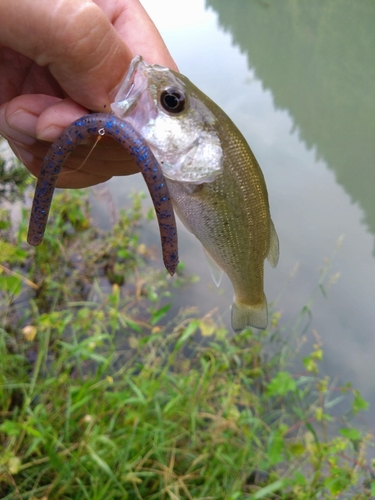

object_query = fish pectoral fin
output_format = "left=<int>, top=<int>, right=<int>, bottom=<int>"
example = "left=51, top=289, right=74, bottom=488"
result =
left=267, top=219, right=279, bottom=268
left=203, top=248, right=224, bottom=287
left=178, top=182, right=204, bottom=196
left=231, top=296, right=268, bottom=332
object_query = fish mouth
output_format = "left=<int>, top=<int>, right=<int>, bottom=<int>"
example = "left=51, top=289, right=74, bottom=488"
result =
left=111, top=56, right=150, bottom=117
left=111, top=55, right=176, bottom=118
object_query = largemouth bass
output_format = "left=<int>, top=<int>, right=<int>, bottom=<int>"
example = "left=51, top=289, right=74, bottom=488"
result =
left=113, top=56, right=279, bottom=331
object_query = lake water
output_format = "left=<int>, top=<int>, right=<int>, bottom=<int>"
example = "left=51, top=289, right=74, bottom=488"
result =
left=96, top=0, right=375, bottom=429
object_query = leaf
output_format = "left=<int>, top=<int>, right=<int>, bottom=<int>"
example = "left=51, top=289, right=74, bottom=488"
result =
left=126, top=378, right=146, bottom=404
left=339, top=428, right=362, bottom=441
left=150, top=303, right=171, bottom=325
left=175, top=320, right=199, bottom=350
left=352, top=390, right=369, bottom=414
left=324, top=472, right=350, bottom=496
left=22, top=424, right=43, bottom=438
left=123, top=318, right=142, bottom=333
left=267, top=426, right=287, bottom=465
left=86, top=445, right=128, bottom=496
left=288, top=442, right=306, bottom=456
left=199, top=318, right=216, bottom=337
left=0, top=241, right=28, bottom=263
left=0, top=420, right=21, bottom=437
left=70, top=395, right=92, bottom=413
left=267, top=371, right=297, bottom=396
left=293, top=472, right=306, bottom=485
left=249, top=479, right=286, bottom=499
left=305, top=422, right=320, bottom=447
left=0, top=274, right=22, bottom=296
left=117, top=248, right=131, bottom=259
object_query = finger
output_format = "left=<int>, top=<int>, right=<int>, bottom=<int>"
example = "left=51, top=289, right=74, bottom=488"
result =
left=24, top=138, right=139, bottom=176
left=17, top=131, right=139, bottom=165
left=5, top=94, right=63, bottom=121
left=0, top=103, right=36, bottom=147
left=0, top=0, right=132, bottom=111
left=4, top=94, right=84, bottom=143
left=2, top=94, right=87, bottom=167
left=7, top=135, right=138, bottom=188
left=95, top=0, right=178, bottom=70
left=1, top=95, right=140, bottom=184
left=36, top=98, right=90, bottom=141
left=0, top=48, right=64, bottom=106
left=34, top=98, right=141, bottom=176
left=7, top=130, right=139, bottom=186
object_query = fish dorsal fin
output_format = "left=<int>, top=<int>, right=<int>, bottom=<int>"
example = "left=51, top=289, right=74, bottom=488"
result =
left=204, top=249, right=224, bottom=287
left=267, top=219, right=279, bottom=268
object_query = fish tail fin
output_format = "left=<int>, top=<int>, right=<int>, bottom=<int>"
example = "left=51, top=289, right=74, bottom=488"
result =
left=231, top=296, right=268, bottom=332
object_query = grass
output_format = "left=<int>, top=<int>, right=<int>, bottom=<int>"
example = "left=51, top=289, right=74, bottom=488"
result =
left=0, top=149, right=374, bottom=499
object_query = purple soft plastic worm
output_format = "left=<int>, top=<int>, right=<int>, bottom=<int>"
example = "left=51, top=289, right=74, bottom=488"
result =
left=27, top=113, right=178, bottom=275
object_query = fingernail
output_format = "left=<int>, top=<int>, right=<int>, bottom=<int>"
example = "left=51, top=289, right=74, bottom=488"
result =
left=7, top=109, right=38, bottom=144
left=0, top=108, right=35, bottom=146
left=37, top=125, right=64, bottom=142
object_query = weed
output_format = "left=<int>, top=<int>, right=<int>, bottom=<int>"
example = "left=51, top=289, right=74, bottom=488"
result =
left=0, top=152, right=374, bottom=499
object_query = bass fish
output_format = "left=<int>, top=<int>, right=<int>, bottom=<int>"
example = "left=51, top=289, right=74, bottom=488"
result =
left=112, top=56, right=279, bottom=331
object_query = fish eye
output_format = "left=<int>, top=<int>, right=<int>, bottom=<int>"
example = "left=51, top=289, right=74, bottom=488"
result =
left=160, top=88, right=186, bottom=114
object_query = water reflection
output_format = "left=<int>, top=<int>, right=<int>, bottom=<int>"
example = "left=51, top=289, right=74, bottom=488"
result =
left=206, top=0, right=375, bottom=250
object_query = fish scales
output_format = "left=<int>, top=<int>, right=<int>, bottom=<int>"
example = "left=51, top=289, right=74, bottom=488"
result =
left=167, top=113, right=271, bottom=308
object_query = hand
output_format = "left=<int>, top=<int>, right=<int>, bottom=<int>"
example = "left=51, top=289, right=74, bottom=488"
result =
left=0, top=0, right=177, bottom=188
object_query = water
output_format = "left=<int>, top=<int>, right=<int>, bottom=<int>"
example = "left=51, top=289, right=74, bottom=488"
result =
left=91, top=0, right=375, bottom=428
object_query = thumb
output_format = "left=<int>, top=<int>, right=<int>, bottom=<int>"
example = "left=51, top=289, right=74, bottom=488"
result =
left=0, top=0, right=132, bottom=111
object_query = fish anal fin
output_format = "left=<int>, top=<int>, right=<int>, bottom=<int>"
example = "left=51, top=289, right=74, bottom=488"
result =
left=203, top=248, right=224, bottom=287
left=267, top=219, right=279, bottom=268
left=231, top=296, right=268, bottom=332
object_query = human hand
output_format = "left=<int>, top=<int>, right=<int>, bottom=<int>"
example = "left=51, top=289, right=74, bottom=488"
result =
left=0, top=0, right=177, bottom=188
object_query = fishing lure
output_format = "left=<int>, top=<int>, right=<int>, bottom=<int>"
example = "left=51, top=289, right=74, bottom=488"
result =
left=27, top=113, right=178, bottom=275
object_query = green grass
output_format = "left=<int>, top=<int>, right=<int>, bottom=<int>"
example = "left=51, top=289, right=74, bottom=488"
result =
left=0, top=155, right=374, bottom=498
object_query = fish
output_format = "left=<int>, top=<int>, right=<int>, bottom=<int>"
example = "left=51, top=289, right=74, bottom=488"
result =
left=27, top=113, right=178, bottom=276
left=111, top=56, right=279, bottom=331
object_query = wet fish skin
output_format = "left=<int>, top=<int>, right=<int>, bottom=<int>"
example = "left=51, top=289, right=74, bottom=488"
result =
left=112, top=56, right=279, bottom=331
